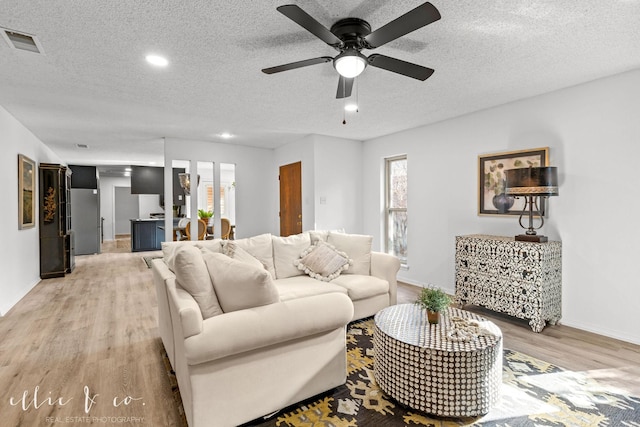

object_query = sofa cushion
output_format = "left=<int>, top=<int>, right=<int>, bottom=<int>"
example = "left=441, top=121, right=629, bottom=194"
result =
left=222, top=241, right=265, bottom=271
left=162, top=239, right=223, bottom=272
left=309, top=229, right=345, bottom=244
left=202, top=251, right=280, bottom=313
left=274, top=276, right=348, bottom=301
left=327, top=232, right=372, bottom=275
left=173, top=245, right=223, bottom=319
left=330, top=274, right=389, bottom=301
left=294, top=241, right=351, bottom=282
left=272, top=233, right=310, bottom=279
left=196, top=239, right=224, bottom=254
left=232, top=233, right=276, bottom=279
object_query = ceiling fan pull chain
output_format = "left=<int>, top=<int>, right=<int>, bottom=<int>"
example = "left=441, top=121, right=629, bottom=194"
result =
left=356, top=77, right=359, bottom=113
left=342, top=79, right=347, bottom=124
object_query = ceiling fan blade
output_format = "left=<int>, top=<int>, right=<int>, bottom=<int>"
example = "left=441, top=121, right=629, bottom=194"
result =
left=364, top=2, right=441, bottom=49
left=367, top=54, right=434, bottom=81
left=262, top=56, right=332, bottom=74
left=277, top=5, right=342, bottom=46
left=336, top=76, right=354, bottom=99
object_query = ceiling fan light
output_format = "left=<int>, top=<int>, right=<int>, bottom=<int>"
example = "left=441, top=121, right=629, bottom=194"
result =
left=334, top=50, right=367, bottom=78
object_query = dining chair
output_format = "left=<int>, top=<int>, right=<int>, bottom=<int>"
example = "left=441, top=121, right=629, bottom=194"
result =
left=221, top=218, right=231, bottom=240
left=184, top=219, right=207, bottom=240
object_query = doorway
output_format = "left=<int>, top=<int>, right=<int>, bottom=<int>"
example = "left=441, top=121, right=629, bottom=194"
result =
left=114, top=186, right=139, bottom=237
left=279, top=161, right=302, bottom=237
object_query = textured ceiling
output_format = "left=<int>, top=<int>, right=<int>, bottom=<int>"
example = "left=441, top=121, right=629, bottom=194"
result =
left=1, top=0, right=639, bottom=166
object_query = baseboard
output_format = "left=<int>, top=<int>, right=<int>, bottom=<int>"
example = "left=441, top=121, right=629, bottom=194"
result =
left=560, top=319, right=640, bottom=346
left=397, top=278, right=455, bottom=296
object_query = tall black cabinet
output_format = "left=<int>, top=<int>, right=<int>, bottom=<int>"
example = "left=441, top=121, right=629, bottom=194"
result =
left=39, top=163, right=75, bottom=278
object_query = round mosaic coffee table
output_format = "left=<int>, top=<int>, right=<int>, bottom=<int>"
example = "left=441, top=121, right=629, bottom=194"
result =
left=373, top=304, right=502, bottom=417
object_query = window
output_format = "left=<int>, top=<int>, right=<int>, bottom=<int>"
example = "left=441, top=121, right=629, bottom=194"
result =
left=385, top=155, right=408, bottom=264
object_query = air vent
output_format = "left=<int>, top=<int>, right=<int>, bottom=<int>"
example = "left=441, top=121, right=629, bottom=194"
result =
left=76, top=144, right=89, bottom=149
left=1, top=28, right=43, bottom=54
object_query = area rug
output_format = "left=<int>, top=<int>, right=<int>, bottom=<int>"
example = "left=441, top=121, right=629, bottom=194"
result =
left=143, top=255, right=162, bottom=268
left=235, top=318, right=640, bottom=427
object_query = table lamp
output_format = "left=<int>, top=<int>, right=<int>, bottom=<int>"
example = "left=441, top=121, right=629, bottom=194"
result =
left=504, top=166, right=558, bottom=243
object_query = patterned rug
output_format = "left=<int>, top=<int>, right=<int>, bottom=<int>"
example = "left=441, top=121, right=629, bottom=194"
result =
left=236, top=318, right=640, bottom=427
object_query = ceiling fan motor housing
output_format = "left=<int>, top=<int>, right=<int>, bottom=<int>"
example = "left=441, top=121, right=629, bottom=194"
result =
left=330, top=18, right=372, bottom=51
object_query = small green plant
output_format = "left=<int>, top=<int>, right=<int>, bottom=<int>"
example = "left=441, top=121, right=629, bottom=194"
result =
left=415, top=287, right=451, bottom=313
left=198, top=209, right=213, bottom=220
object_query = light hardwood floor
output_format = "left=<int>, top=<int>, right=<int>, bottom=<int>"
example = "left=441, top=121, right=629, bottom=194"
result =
left=398, top=284, right=640, bottom=397
left=1, top=248, right=638, bottom=427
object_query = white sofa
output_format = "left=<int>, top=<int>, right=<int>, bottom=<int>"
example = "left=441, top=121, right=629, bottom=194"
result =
left=152, top=231, right=400, bottom=427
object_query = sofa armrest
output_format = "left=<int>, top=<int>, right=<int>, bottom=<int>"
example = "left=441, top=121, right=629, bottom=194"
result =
left=173, top=287, right=204, bottom=338
left=154, top=258, right=204, bottom=339
left=371, top=251, right=401, bottom=305
left=184, top=292, right=354, bottom=365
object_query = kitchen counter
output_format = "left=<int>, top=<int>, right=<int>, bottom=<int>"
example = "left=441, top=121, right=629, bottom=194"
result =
left=130, top=219, right=164, bottom=252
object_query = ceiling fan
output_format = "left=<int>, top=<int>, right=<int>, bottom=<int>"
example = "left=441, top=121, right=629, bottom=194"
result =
left=262, top=2, right=441, bottom=99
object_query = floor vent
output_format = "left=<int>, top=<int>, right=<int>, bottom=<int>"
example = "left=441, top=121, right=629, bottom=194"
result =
left=1, top=28, right=43, bottom=54
left=76, top=144, right=89, bottom=149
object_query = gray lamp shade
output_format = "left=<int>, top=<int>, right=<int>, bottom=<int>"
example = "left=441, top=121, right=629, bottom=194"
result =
left=505, top=166, right=559, bottom=196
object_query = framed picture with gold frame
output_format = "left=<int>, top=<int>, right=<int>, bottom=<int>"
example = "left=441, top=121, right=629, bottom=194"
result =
left=18, top=154, right=36, bottom=229
left=478, top=147, right=548, bottom=216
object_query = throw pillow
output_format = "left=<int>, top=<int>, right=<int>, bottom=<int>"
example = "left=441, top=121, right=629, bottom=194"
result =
left=272, top=232, right=311, bottom=279
left=202, top=251, right=280, bottom=313
left=294, top=241, right=351, bottom=282
left=232, top=233, right=277, bottom=279
left=162, top=239, right=223, bottom=272
left=196, top=239, right=223, bottom=254
left=309, top=228, right=345, bottom=244
left=327, top=232, right=373, bottom=275
left=221, top=241, right=266, bottom=271
left=173, top=245, right=223, bottom=319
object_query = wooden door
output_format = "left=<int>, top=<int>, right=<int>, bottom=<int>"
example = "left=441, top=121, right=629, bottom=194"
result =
left=279, top=161, right=302, bottom=236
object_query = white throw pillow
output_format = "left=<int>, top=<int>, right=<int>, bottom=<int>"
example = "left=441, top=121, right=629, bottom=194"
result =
left=327, top=232, right=372, bottom=275
left=162, top=239, right=222, bottom=272
left=272, top=233, right=311, bottom=279
left=294, top=241, right=351, bottom=282
left=196, top=239, right=223, bottom=254
left=202, top=251, right=280, bottom=313
left=173, top=245, right=223, bottom=319
left=232, top=233, right=276, bottom=278
left=221, top=241, right=265, bottom=271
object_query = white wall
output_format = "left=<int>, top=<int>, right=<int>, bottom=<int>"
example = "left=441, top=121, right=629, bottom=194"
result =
left=313, top=134, right=364, bottom=233
left=273, top=135, right=316, bottom=232
left=164, top=138, right=275, bottom=240
left=272, top=134, right=363, bottom=234
left=138, top=194, right=162, bottom=218
left=0, top=105, right=64, bottom=316
left=362, top=69, right=640, bottom=344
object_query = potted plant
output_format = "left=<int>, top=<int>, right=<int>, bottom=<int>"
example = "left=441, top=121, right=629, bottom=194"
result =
left=415, top=286, right=451, bottom=324
left=198, top=209, right=213, bottom=219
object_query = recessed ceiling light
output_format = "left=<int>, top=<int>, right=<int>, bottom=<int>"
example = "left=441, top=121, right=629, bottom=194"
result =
left=146, top=54, right=168, bottom=67
left=220, top=132, right=233, bottom=139
left=344, top=103, right=358, bottom=112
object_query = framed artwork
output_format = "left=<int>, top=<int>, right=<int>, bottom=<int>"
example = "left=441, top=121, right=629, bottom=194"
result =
left=478, top=147, right=548, bottom=216
left=18, top=154, right=36, bottom=229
